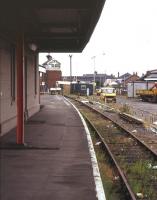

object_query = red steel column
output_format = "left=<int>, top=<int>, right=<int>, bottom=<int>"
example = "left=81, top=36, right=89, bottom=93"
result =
left=16, top=33, right=24, bottom=144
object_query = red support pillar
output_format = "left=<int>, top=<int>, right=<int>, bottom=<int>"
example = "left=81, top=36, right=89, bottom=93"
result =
left=16, top=33, right=24, bottom=144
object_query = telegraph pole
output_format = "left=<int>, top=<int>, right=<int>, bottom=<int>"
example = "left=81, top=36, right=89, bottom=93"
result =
left=91, top=56, right=96, bottom=92
left=69, top=55, right=72, bottom=82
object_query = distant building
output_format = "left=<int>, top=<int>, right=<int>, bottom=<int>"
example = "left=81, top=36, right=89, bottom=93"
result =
left=116, top=72, right=139, bottom=87
left=41, top=55, right=62, bottom=90
left=116, top=73, right=131, bottom=86
left=127, top=69, right=157, bottom=98
left=122, top=73, right=139, bottom=88
left=111, top=72, right=139, bottom=94
left=118, top=73, right=132, bottom=80
left=46, top=70, right=62, bottom=88
left=39, top=65, right=46, bottom=93
left=140, top=69, right=157, bottom=81
left=127, top=81, right=155, bottom=98
left=104, top=78, right=117, bottom=86
left=63, top=73, right=115, bottom=87
left=43, top=55, right=61, bottom=70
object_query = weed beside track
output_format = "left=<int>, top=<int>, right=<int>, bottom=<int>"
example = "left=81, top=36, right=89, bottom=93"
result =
left=69, top=98, right=157, bottom=200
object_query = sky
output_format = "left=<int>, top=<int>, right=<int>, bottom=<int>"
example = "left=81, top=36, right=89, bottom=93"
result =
left=39, top=0, right=157, bottom=77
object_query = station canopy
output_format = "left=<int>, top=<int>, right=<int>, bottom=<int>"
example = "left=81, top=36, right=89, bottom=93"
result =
left=0, top=0, right=105, bottom=52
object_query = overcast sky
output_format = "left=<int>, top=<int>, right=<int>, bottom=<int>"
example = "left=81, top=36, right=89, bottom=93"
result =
left=39, top=0, right=157, bottom=77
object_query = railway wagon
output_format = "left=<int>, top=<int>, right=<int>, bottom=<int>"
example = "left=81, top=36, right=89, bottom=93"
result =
left=71, top=83, right=93, bottom=96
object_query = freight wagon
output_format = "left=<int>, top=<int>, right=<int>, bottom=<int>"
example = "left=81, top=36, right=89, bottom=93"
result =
left=71, top=83, right=93, bottom=96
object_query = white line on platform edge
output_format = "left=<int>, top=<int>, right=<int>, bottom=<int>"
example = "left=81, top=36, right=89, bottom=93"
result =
left=63, top=99, right=71, bottom=106
left=64, top=97, right=106, bottom=200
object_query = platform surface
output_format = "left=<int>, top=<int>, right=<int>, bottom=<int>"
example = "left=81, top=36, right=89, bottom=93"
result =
left=0, top=95, right=97, bottom=200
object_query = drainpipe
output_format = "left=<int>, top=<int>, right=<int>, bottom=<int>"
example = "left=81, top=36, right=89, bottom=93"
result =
left=16, top=33, right=24, bottom=144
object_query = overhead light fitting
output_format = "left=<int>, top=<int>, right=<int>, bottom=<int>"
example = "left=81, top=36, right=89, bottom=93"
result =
left=29, top=43, right=38, bottom=51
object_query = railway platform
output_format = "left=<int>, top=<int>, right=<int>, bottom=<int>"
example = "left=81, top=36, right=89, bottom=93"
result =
left=0, top=95, right=105, bottom=200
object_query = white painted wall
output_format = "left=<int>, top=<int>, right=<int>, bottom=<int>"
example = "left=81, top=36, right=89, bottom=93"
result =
left=0, top=38, right=40, bottom=136
left=0, top=39, right=17, bottom=135
left=25, top=53, right=40, bottom=119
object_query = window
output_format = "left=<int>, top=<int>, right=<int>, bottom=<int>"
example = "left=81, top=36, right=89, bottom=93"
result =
left=102, top=88, right=115, bottom=94
left=81, top=85, right=86, bottom=90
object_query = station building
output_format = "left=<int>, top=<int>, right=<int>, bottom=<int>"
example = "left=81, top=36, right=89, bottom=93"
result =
left=0, top=0, right=106, bottom=142
left=0, top=39, right=40, bottom=135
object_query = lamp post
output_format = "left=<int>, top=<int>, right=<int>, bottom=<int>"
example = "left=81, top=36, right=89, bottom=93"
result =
left=102, top=52, right=106, bottom=85
left=69, top=54, right=72, bottom=82
left=91, top=56, right=96, bottom=82
left=91, top=56, right=96, bottom=93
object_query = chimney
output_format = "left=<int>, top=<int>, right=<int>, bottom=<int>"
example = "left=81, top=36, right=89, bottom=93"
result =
left=46, top=54, right=52, bottom=61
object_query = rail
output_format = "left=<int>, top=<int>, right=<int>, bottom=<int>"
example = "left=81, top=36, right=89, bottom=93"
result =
left=66, top=96, right=157, bottom=200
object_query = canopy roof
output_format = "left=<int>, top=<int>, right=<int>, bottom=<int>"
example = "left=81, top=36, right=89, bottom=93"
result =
left=0, top=0, right=106, bottom=52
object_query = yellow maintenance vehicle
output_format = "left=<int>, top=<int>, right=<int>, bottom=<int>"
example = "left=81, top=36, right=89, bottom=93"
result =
left=136, top=83, right=157, bottom=103
left=96, top=88, right=102, bottom=96
left=100, top=87, right=116, bottom=103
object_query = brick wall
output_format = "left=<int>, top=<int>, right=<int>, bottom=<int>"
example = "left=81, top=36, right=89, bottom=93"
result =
left=46, top=70, right=62, bottom=88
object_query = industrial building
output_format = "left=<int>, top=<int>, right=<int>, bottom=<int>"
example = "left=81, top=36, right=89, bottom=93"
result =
left=127, top=69, right=157, bottom=98
left=63, top=73, right=115, bottom=86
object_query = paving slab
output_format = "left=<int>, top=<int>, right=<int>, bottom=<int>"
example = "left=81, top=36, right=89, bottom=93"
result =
left=0, top=95, right=97, bottom=200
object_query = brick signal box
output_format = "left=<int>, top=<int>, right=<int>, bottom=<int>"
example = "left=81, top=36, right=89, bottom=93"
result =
left=42, top=56, right=62, bottom=89
left=46, top=70, right=62, bottom=88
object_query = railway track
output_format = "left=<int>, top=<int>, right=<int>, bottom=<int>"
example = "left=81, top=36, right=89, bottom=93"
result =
left=67, top=97, right=157, bottom=200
